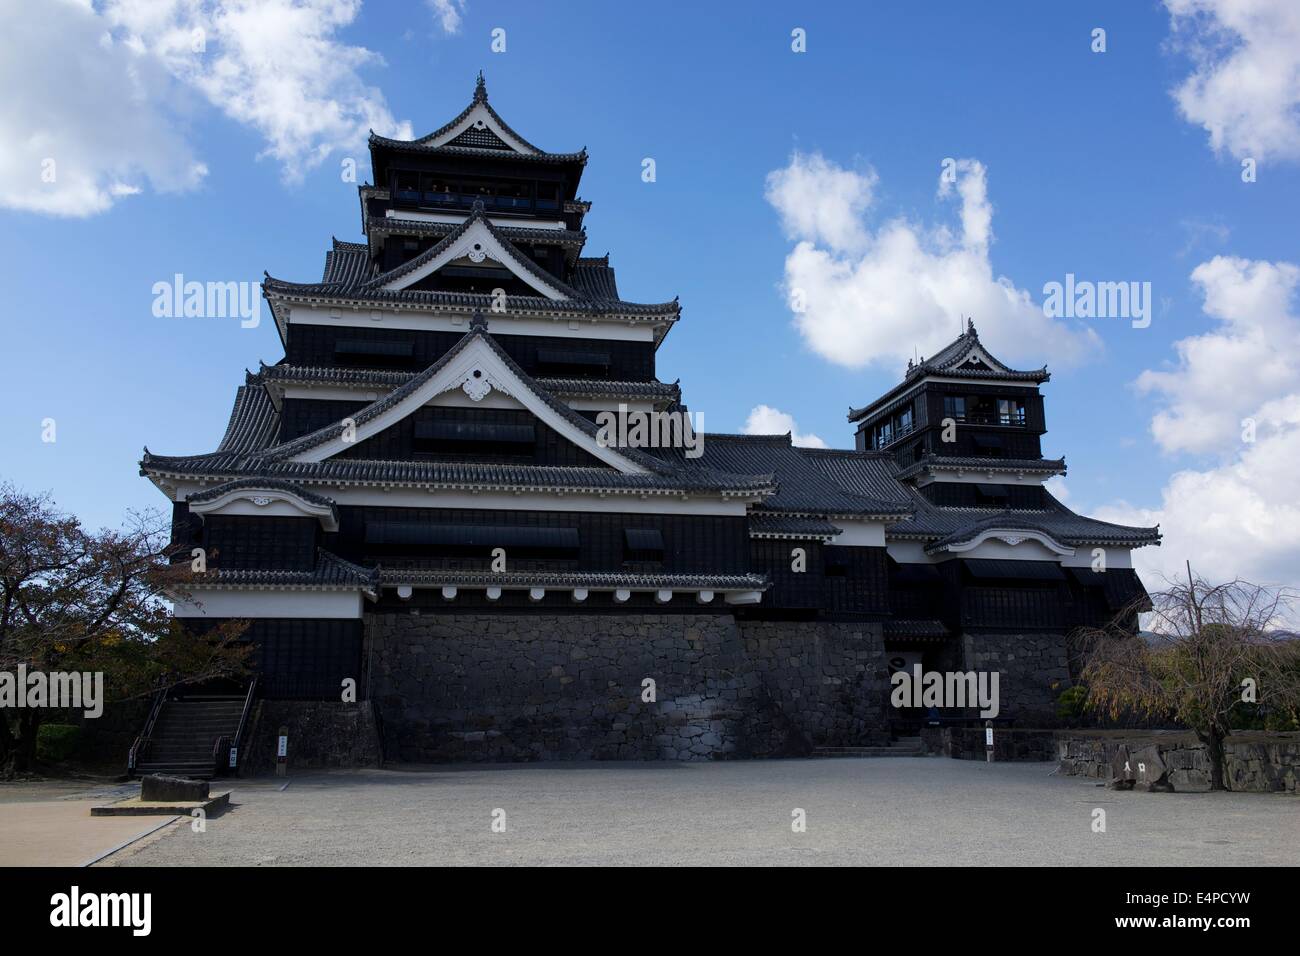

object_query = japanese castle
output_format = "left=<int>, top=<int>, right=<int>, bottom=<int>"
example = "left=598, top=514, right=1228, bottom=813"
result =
left=136, top=76, right=1160, bottom=770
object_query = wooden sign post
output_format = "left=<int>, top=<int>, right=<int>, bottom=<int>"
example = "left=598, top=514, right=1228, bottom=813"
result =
left=276, top=725, right=289, bottom=777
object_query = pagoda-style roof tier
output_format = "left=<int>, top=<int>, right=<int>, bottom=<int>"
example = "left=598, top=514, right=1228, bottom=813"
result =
left=143, top=326, right=770, bottom=501
left=368, top=74, right=587, bottom=189
left=263, top=208, right=680, bottom=346
left=748, top=514, right=845, bottom=542
left=256, top=363, right=682, bottom=407
left=894, top=455, right=1068, bottom=482
left=849, top=320, right=1051, bottom=423
left=896, top=504, right=1162, bottom=552
left=359, top=196, right=589, bottom=264
left=369, top=132, right=587, bottom=166
left=144, top=456, right=774, bottom=500
left=791, top=447, right=1156, bottom=551
left=181, top=549, right=379, bottom=593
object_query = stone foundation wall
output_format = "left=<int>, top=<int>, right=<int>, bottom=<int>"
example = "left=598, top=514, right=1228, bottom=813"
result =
left=240, top=700, right=382, bottom=774
left=364, top=612, right=889, bottom=762
left=1056, top=731, right=1300, bottom=792
left=961, top=632, right=1070, bottom=723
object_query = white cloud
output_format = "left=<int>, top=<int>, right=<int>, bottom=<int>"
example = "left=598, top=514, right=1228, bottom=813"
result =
left=1136, top=256, right=1300, bottom=455
left=0, top=0, right=207, bottom=216
left=0, top=0, right=409, bottom=216
left=1097, top=399, right=1300, bottom=589
left=765, top=152, right=1099, bottom=372
left=765, top=152, right=877, bottom=252
left=1099, top=255, right=1300, bottom=591
left=742, top=405, right=828, bottom=449
left=427, top=0, right=466, bottom=34
left=106, top=0, right=411, bottom=183
left=1165, top=0, right=1300, bottom=161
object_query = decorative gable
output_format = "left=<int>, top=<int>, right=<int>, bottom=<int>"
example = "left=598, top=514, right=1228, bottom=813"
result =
left=287, top=333, right=650, bottom=473
left=377, top=216, right=571, bottom=299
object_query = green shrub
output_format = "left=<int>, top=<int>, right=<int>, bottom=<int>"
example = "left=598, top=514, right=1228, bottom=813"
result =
left=36, top=724, right=81, bottom=763
left=1055, top=685, right=1089, bottom=723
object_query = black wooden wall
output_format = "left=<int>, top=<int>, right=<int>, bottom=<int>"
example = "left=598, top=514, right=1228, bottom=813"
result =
left=285, top=324, right=657, bottom=380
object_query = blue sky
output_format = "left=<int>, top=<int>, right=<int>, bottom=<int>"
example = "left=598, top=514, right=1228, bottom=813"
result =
left=2, top=0, right=1298, bottom=587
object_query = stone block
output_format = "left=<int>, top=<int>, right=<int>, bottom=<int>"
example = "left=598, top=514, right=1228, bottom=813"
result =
left=141, top=774, right=209, bottom=802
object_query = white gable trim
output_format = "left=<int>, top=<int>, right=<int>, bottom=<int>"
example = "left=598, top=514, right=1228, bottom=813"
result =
left=945, top=342, right=1001, bottom=371
left=941, top=528, right=1074, bottom=557
left=427, top=103, right=538, bottom=154
left=290, top=335, right=651, bottom=474
left=380, top=219, right=569, bottom=299
left=189, top=486, right=338, bottom=531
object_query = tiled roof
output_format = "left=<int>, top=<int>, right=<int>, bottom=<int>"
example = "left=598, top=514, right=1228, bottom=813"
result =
left=908, top=322, right=1050, bottom=383
left=190, top=550, right=378, bottom=591
left=269, top=204, right=676, bottom=324
left=883, top=484, right=1161, bottom=549
left=848, top=321, right=1050, bottom=422
left=748, top=514, right=843, bottom=540
left=261, top=279, right=680, bottom=323
left=571, top=257, right=620, bottom=299
left=258, top=363, right=680, bottom=403
left=894, top=455, right=1068, bottom=481
left=144, top=329, right=774, bottom=498
left=796, top=448, right=915, bottom=507
left=214, top=384, right=279, bottom=453
left=369, top=73, right=585, bottom=164
left=256, top=329, right=688, bottom=477
left=264, top=211, right=678, bottom=324
left=681, top=434, right=913, bottom=518
left=369, top=133, right=586, bottom=165
left=358, top=205, right=588, bottom=299
left=322, top=239, right=374, bottom=286
left=146, top=456, right=772, bottom=496
left=376, top=568, right=768, bottom=592
left=368, top=217, right=588, bottom=265
left=186, top=477, right=336, bottom=509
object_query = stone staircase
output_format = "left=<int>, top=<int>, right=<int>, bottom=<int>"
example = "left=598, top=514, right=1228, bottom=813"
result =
left=812, top=735, right=925, bottom=758
left=133, top=697, right=246, bottom=778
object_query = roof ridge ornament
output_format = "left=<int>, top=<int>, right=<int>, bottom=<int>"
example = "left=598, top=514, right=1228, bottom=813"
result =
left=474, top=70, right=488, bottom=102
left=469, top=309, right=489, bottom=332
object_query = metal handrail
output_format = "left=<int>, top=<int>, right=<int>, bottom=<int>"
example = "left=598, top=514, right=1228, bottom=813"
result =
left=127, top=687, right=167, bottom=772
left=212, top=734, right=231, bottom=770
left=226, top=677, right=258, bottom=774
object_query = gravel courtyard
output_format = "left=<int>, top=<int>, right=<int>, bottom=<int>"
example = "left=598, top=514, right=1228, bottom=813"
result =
left=99, top=758, right=1300, bottom=867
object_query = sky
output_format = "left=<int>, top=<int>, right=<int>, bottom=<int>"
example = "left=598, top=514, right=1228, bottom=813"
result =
left=1, top=0, right=1298, bottom=592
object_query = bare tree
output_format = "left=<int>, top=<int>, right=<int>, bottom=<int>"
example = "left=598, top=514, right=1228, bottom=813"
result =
left=1078, top=567, right=1300, bottom=790
left=0, top=484, right=249, bottom=774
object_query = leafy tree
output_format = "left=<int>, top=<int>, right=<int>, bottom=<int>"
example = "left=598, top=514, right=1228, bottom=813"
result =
left=0, top=484, right=249, bottom=775
left=1078, top=568, right=1300, bottom=790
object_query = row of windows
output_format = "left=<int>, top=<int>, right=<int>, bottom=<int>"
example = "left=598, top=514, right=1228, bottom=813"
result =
left=943, top=395, right=1026, bottom=426
left=871, top=405, right=916, bottom=450
left=869, top=393, right=1029, bottom=450
left=391, top=172, right=562, bottom=212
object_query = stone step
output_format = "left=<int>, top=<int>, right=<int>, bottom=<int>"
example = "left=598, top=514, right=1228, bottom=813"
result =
left=813, top=746, right=925, bottom=758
